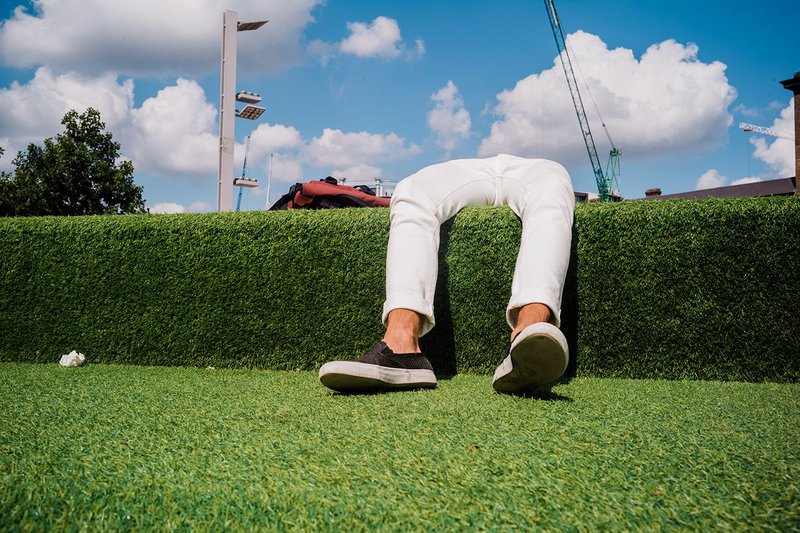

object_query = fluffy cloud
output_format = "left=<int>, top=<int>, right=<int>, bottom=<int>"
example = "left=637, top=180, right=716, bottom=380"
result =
left=0, top=67, right=133, bottom=167
left=695, top=169, right=761, bottom=190
left=695, top=169, right=726, bottom=190
left=150, top=201, right=212, bottom=214
left=730, top=176, right=763, bottom=186
left=750, top=99, right=795, bottom=178
left=427, top=81, right=471, bottom=153
left=309, top=16, right=423, bottom=64
left=150, top=202, right=186, bottom=214
left=125, top=78, right=218, bottom=177
left=0, top=0, right=322, bottom=76
left=304, top=128, right=420, bottom=169
left=334, top=164, right=382, bottom=181
left=0, top=68, right=418, bottom=195
left=263, top=153, right=304, bottom=184
left=249, top=123, right=303, bottom=158
left=340, top=16, right=402, bottom=58
left=190, top=201, right=213, bottom=212
left=479, top=31, right=736, bottom=166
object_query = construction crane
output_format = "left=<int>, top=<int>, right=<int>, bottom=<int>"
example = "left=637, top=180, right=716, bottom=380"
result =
left=234, top=135, right=258, bottom=211
left=739, top=122, right=794, bottom=141
left=544, top=0, right=621, bottom=201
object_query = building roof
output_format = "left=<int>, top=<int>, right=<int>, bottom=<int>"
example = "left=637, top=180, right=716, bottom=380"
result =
left=636, top=177, right=796, bottom=201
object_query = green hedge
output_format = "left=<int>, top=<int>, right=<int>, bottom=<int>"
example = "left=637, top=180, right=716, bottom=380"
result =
left=1, top=197, right=798, bottom=381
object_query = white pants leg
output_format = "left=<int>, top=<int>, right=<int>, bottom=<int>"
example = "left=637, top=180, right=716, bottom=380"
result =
left=383, top=154, right=575, bottom=336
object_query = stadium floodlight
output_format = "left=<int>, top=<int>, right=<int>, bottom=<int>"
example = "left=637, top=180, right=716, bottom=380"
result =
left=236, top=91, right=262, bottom=104
left=238, top=20, right=268, bottom=32
left=217, top=10, right=268, bottom=212
left=236, top=105, right=266, bottom=120
left=234, top=177, right=259, bottom=188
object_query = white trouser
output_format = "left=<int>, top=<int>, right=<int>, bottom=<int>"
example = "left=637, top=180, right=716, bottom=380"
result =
left=383, top=154, right=575, bottom=337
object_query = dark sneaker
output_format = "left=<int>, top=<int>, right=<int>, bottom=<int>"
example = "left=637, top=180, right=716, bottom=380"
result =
left=492, top=322, right=568, bottom=394
left=319, top=342, right=437, bottom=392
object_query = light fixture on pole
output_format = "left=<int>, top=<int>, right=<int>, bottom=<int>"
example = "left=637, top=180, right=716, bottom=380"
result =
left=236, top=105, right=266, bottom=120
left=216, top=10, right=268, bottom=212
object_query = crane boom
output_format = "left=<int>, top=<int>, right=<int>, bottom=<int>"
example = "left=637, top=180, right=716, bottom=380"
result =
left=544, top=0, right=616, bottom=201
left=739, top=122, right=794, bottom=141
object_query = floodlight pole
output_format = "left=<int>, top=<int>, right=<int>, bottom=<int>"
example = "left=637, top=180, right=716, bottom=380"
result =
left=217, top=10, right=238, bottom=212
left=217, top=11, right=267, bottom=212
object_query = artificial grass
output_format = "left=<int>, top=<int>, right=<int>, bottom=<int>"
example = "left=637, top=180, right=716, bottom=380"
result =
left=1, top=363, right=798, bottom=530
left=1, top=197, right=799, bottom=381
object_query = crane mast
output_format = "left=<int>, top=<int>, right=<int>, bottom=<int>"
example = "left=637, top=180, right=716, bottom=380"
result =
left=544, top=0, right=618, bottom=201
left=235, top=135, right=258, bottom=211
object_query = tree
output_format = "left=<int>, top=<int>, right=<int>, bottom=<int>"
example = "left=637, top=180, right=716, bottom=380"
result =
left=0, top=108, right=146, bottom=216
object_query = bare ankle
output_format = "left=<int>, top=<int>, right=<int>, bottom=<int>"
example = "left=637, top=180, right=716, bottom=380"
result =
left=511, top=303, right=553, bottom=341
left=382, top=334, right=420, bottom=354
left=384, top=308, right=423, bottom=353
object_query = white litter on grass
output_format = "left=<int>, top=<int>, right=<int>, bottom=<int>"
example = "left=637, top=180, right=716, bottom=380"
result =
left=59, top=350, right=86, bottom=367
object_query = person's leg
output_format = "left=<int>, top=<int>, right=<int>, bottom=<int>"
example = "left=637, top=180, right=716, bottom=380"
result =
left=320, top=157, right=497, bottom=392
left=381, top=158, right=498, bottom=340
left=491, top=155, right=575, bottom=393
left=500, top=156, right=574, bottom=332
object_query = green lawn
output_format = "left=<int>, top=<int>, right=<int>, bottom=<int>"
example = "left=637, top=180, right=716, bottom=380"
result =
left=1, top=363, right=798, bottom=530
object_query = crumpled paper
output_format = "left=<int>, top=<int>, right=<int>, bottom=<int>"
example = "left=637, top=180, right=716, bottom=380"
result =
left=59, top=350, right=86, bottom=367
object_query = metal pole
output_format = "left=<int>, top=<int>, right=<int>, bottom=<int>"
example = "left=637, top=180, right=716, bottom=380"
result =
left=217, top=10, right=238, bottom=212
left=265, top=153, right=273, bottom=209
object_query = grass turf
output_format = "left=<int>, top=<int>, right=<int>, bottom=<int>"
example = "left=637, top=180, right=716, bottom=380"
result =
left=1, top=363, right=798, bottom=530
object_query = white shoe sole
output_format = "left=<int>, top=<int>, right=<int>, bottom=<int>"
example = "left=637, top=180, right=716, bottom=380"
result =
left=492, top=322, right=568, bottom=394
left=319, top=361, right=437, bottom=392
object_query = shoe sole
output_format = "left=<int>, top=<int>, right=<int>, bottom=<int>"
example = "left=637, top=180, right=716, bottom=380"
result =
left=319, top=361, right=437, bottom=393
left=492, top=323, right=568, bottom=394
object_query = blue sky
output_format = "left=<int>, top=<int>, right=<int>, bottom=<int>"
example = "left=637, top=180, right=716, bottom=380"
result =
left=0, top=0, right=796, bottom=212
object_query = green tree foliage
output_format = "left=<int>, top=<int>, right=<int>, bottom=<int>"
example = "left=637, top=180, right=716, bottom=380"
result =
left=0, top=108, right=146, bottom=216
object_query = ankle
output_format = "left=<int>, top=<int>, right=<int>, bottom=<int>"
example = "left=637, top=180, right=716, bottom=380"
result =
left=382, top=332, right=420, bottom=354
left=511, top=303, right=553, bottom=341
left=384, top=308, right=423, bottom=353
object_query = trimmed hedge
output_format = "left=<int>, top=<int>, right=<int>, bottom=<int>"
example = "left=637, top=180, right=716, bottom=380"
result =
left=1, top=197, right=798, bottom=381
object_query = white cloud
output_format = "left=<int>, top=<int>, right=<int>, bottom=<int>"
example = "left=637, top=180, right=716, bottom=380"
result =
left=251, top=153, right=304, bottom=191
left=249, top=123, right=303, bottom=156
left=730, top=176, right=762, bottom=186
left=339, top=16, right=402, bottom=58
left=189, top=201, right=211, bottom=212
left=306, top=39, right=336, bottom=66
left=0, top=65, right=422, bottom=199
left=125, top=78, right=218, bottom=177
left=427, top=80, right=471, bottom=153
left=0, top=0, right=322, bottom=76
left=479, top=31, right=736, bottom=167
left=150, top=201, right=213, bottom=213
left=733, top=103, right=760, bottom=118
left=750, top=99, right=795, bottom=178
left=695, top=169, right=763, bottom=190
left=0, top=67, right=133, bottom=159
left=695, top=169, right=727, bottom=190
left=310, top=16, right=421, bottom=64
left=304, top=128, right=420, bottom=175
left=333, top=164, right=382, bottom=182
left=150, top=202, right=186, bottom=214
left=414, top=39, right=426, bottom=57
left=0, top=72, right=245, bottom=179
